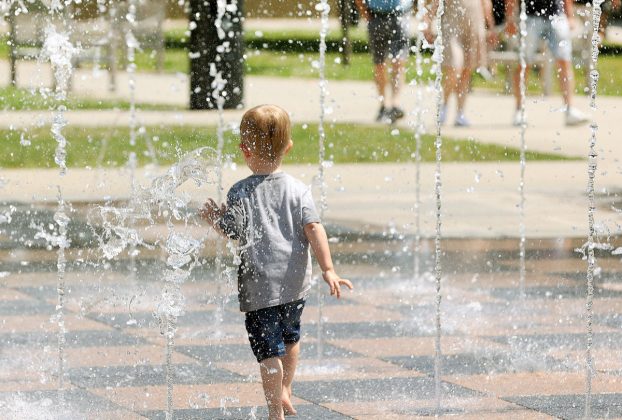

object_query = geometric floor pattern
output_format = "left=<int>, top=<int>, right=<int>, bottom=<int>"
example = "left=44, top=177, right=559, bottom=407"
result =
left=1, top=235, right=621, bottom=419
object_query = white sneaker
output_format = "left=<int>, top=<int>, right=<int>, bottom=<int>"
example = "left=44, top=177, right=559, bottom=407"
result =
left=455, top=113, right=470, bottom=127
left=476, top=66, right=493, bottom=81
left=512, top=110, right=527, bottom=127
left=565, top=107, right=589, bottom=126
left=439, top=105, right=447, bottom=125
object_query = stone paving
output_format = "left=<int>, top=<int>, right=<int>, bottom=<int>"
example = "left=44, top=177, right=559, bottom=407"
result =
left=1, top=24, right=622, bottom=418
left=1, top=231, right=621, bottom=419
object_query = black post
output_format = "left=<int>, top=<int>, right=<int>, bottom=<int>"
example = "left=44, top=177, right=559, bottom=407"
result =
left=189, top=0, right=244, bottom=110
left=7, top=6, right=17, bottom=86
left=339, top=0, right=352, bottom=65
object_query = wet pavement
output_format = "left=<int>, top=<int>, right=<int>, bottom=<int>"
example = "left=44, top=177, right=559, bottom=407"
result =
left=1, top=24, right=622, bottom=418
left=1, top=207, right=621, bottom=419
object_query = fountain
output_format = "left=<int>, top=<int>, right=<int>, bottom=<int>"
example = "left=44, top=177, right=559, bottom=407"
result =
left=431, top=1, right=445, bottom=413
left=40, top=7, right=76, bottom=412
left=411, top=0, right=427, bottom=282
left=517, top=0, right=527, bottom=298
left=0, top=0, right=621, bottom=418
left=584, top=0, right=604, bottom=416
left=315, top=0, right=330, bottom=362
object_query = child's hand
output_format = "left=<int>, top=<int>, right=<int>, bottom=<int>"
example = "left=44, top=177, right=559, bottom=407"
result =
left=199, top=198, right=226, bottom=228
left=322, top=269, right=353, bottom=299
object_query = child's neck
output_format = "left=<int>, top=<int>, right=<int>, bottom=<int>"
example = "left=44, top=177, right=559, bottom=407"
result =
left=251, top=167, right=282, bottom=175
left=248, top=158, right=282, bottom=175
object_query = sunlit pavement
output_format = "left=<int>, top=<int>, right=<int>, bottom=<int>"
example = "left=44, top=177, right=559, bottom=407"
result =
left=1, top=231, right=621, bottom=418
left=1, top=54, right=622, bottom=418
left=1, top=59, right=622, bottom=239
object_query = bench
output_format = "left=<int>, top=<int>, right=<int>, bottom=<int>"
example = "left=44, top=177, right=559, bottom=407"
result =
left=488, top=42, right=554, bottom=96
left=116, top=0, right=166, bottom=73
left=6, top=1, right=117, bottom=91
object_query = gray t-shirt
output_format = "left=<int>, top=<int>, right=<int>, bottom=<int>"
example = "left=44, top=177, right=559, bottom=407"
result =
left=219, top=172, right=320, bottom=312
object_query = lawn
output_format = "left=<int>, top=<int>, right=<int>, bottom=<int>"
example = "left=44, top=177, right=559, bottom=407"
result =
left=134, top=48, right=622, bottom=97
left=2, top=123, right=572, bottom=169
left=0, top=86, right=182, bottom=111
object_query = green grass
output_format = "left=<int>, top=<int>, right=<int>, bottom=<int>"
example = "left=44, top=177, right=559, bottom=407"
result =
left=132, top=47, right=622, bottom=96
left=164, top=27, right=369, bottom=50
left=0, top=86, right=181, bottom=111
left=2, top=29, right=622, bottom=99
left=1, top=123, right=573, bottom=169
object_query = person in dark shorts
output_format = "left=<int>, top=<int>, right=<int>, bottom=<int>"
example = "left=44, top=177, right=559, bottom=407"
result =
left=355, top=0, right=413, bottom=123
left=200, top=104, right=353, bottom=420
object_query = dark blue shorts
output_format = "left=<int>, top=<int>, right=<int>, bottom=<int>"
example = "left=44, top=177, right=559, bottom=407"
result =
left=244, top=299, right=305, bottom=363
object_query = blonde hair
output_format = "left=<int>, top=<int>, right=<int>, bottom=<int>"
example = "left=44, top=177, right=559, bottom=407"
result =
left=240, top=104, right=291, bottom=161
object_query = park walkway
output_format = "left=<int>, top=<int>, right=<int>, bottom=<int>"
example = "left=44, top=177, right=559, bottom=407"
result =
left=1, top=59, right=621, bottom=238
left=1, top=26, right=622, bottom=420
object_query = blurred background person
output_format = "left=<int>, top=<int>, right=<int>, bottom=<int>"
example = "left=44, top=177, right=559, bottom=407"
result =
left=355, top=0, right=413, bottom=124
left=506, top=0, right=589, bottom=126
left=426, top=0, right=496, bottom=126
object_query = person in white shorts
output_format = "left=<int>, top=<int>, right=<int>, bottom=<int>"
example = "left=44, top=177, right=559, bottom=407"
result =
left=506, top=0, right=589, bottom=126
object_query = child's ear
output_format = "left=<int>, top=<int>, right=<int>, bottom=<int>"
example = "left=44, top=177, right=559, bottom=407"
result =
left=239, top=142, right=252, bottom=158
left=284, top=140, right=293, bottom=155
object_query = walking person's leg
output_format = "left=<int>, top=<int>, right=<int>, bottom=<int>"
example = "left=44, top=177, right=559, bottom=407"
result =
left=384, top=13, right=410, bottom=123
left=441, top=66, right=457, bottom=124
left=374, top=62, right=388, bottom=106
left=281, top=342, right=300, bottom=415
left=547, top=14, right=588, bottom=125
left=368, top=13, right=390, bottom=121
left=389, top=58, right=405, bottom=107
left=512, top=15, right=540, bottom=125
left=455, top=66, right=472, bottom=125
left=557, top=58, right=574, bottom=107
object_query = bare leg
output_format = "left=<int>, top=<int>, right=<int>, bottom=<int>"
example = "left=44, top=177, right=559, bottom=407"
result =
left=442, top=66, right=457, bottom=106
left=441, top=67, right=458, bottom=119
left=281, top=342, right=300, bottom=415
left=456, top=67, right=472, bottom=114
left=557, top=59, right=574, bottom=107
left=389, top=58, right=406, bottom=108
left=512, top=65, right=528, bottom=110
left=260, top=357, right=284, bottom=420
left=373, top=62, right=387, bottom=105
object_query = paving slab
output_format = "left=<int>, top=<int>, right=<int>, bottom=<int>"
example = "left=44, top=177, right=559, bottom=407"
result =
left=1, top=28, right=622, bottom=418
left=0, top=237, right=620, bottom=418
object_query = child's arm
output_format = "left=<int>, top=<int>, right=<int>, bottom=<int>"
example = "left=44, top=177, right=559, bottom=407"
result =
left=199, top=198, right=228, bottom=237
left=304, top=222, right=353, bottom=298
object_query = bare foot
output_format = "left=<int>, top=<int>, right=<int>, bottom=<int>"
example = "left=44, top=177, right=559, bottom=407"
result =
left=282, top=393, right=297, bottom=416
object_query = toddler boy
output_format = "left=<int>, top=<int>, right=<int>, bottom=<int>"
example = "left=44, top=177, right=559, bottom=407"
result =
left=200, top=104, right=352, bottom=420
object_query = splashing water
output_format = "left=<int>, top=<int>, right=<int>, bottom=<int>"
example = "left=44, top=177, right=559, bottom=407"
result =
left=42, top=26, right=77, bottom=176
left=210, top=0, right=233, bottom=333
left=34, top=190, right=71, bottom=411
left=93, top=147, right=219, bottom=261
left=412, top=2, right=428, bottom=281
left=0, top=205, right=16, bottom=225
left=431, top=0, right=445, bottom=413
left=517, top=0, right=528, bottom=299
left=585, top=1, right=604, bottom=417
left=93, top=146, right=218, bottom=420
left=159, top=231, right=202, bottom=420
left=39, top=7, right=77, bottom=410
left=42, top=25, right=77, bottom=102
left=125, top=0, right=140, bottom=279
left=315, top=0, right=330, bottom=361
